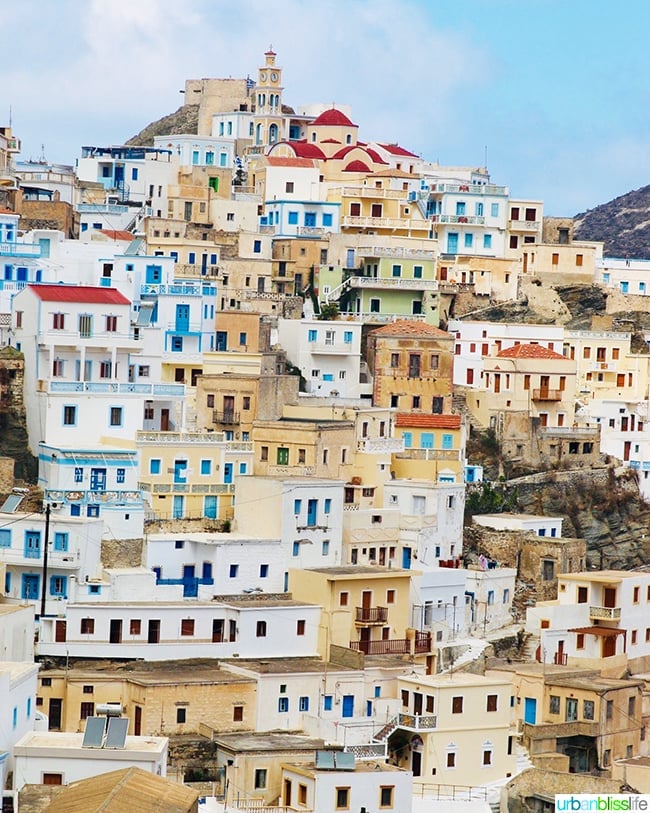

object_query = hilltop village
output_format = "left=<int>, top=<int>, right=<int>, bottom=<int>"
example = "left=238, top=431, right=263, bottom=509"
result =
left=2, top=50, right=650, bottom=812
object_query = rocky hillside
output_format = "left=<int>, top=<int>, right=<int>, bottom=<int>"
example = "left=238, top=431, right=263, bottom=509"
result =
left=126, top=104, right=199, bottom=147
left=575, top=185, right=650, bottom=258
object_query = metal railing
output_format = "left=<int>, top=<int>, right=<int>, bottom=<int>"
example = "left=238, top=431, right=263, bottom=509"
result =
left=355, top=606, right=388, bottom=623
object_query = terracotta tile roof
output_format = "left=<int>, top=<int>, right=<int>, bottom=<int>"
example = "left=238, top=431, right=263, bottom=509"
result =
left=290, top=141, right=326, bottom=159
left=29, top=284, right=131, bottom=305
left=99, top=229, right=135, bottom=241
left=370, top=320, right=452, bottom=338
left=266, top=156, right=317, bottom=168
left=312, top=108, right=357, bottom=127
left=497, top=343, right=567, bottom=360
left=0, top=208, right=17, bottom=215
left=378, top=143, right=420, bottom=158
left=344, top=160, right=371, bottom=172
left=396, top=413, right=461, bottom=429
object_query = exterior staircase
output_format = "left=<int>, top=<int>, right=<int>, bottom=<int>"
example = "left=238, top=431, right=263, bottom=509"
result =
left=373, top=718, right=399, bottom=742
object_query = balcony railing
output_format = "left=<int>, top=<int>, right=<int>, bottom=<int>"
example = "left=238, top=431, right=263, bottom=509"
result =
left=355, top=606, right=388, bottom=624
left=395, top=713, right=437, bottom=731
left=336, top=186, right=405, bottom=199
left=351, top=639, right=409, bottom=655
left=532, top=388, right=562, bottom=401
left=348, top=276, right=438, bottom=290
left=394, top=448, right=459, bottom=461
left=350, top=632, right=430, bottom=655
left=213, top=411, right=239, bottom=425
left=357, top=437, right=405, bottom=454
left=508, top=219, right=540, bottom=231
left=48, top=382, right=184, bottom=397
left=0, top=241, right=41, bottom=257
left=357, top=246, right=435, bottom=260
left=430, top=182, right=508, bottom=196
left=174, top=264, right=219, bottom=278
left=342, top=215, right=422, bottom=230
left=589, top=605, right=621, bottom=620
left=431, top=214, right=485, bottom=226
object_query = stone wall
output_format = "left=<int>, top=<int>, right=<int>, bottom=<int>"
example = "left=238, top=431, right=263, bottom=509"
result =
left=502, top=767, right=623, bottom=813
left=329, top=644, right=364, bottom=670
left=100, top=537, right=145, bottom=568
left=0, top=456, right=14, bottom=492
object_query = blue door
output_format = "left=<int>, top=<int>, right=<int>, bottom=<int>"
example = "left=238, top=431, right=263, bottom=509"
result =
left=447, top=233, right=459, bottom=254
left=22, top=573, right=40, bottom=599
left=182, top=565, right=198, bottom=597
left=16, top=266, right=28, bottom=282
left=24, top=531, right=41, bottom=559
left=366, top=700, right=373, bottom=717
left=90, top=468, right=106, bottom=491
left=402, top=547, right=412, bottom=569
left=174, top=461, right=188, bottom=484
left=223, top=463, right=233, bottom=484
left=204, top=495, right=217, bottom=519
left=342, top=695, right=354, bottom=718
left=305, top=212, right=317, bottom=228
left=202, top=562, right=213, bottom=581
left=173, top=495, right=184, bottom=519
left=346, top=249, right=355, bottom=269
left=307, top=499, right=317, bottom=527
left=524, top=697, right=537, bottom=724
left=175, top=305, right=190, bottom=332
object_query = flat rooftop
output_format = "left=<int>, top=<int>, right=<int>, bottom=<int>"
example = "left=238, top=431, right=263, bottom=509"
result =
left=303, top=565, right=412, bottom=577
left=39, top=659, right=255, bottom=684
left=222, top=657, right=358, bottom=674
left=559, top=570, right=641, bottom=583
left=214, top=732, right=326, bottom=752
left=400, top=671, right=511, bottom=688
left=14, top=730, right=166, bottom=755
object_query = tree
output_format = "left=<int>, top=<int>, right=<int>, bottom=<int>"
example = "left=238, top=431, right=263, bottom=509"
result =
left=318, top=302, right=339, bottom=321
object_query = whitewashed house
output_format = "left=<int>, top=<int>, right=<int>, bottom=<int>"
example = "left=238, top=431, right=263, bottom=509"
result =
left=0, top=662, right=42, bottom=777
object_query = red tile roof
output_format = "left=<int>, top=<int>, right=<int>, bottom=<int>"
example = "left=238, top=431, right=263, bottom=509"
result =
left=99, top=230, right=135, bottom=242
left=267, top=156, right=316, bottom=168
left=312, top=108, right=357, bottom=127
left=290, top=142, right=326, bottom=159
left=370, top=320, right=452, bottom=338
left=321, top=138, right=342, bottom=144
left=365, top=148, right=388, bottom=165
left=396, top=413, right=461, bottom=429
left=344, top=160, right=371, bottom=173
left=497, top=343, right=567, bottom=360
left=29, top=285, right=131, bottom=305
left=378, top=143, right=419, bottom=158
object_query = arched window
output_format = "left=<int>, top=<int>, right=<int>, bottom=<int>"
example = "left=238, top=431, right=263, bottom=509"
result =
left=346, top=133, right=352, bottom=145
left=269, top=124, right=278, bottom=143
left=311, top=132, right=317, bottom=142
left=256, top=123, right=263, bottom=145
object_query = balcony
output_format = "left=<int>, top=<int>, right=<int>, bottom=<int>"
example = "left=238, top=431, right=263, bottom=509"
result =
left=357, top=246, right=435, bottom=260
left=589, top=605, right=621, bottom=620
left=531, top=388, right=562, bottom=401
left=0, top=241, right=41, bottom=257
left=350, top=631, right=430, bottom=655
left=393, top=712, right=437, bottom=731
left=394, top=448, right=460, bottom=461
left=297, top=226, right=325, bottom=237
left=38, top=330, right=141, bottom=350
left=44, top=489, right=143, bottom=506
left=348, top=276, right=438, bottom=291
left=47, top=381, right=184, bottom=397
left=213, top=410, right=239, bottom=425
left=337, top=186, right=405, bottom=199
left=430, top=182, right=508, bottom=196
left=355, top=606, right=388, bottom=624
left=431, top=214, right=485, bottom=226
left=357, top=437, right=404, bottom=454
left=508, top=219, right=540, bottom=232
left=309, top=341, right=350, bottom=355
left=342, top=215, right=422, bottom=230
left=173, top=264, right=219, bottom=278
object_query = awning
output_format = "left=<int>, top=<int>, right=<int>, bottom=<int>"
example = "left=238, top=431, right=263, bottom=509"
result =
left=568, top=626, right=625, bottom=637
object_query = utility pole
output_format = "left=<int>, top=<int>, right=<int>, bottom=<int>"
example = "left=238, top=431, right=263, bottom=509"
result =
left=39, top=503, right=51, bottom=618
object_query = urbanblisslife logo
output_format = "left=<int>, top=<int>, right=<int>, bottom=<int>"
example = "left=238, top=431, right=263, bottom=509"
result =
left=555, top=796, right=650, bottom=811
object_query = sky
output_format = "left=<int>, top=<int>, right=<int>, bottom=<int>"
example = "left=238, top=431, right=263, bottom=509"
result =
left=3, top=0, right=650, bottom=216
